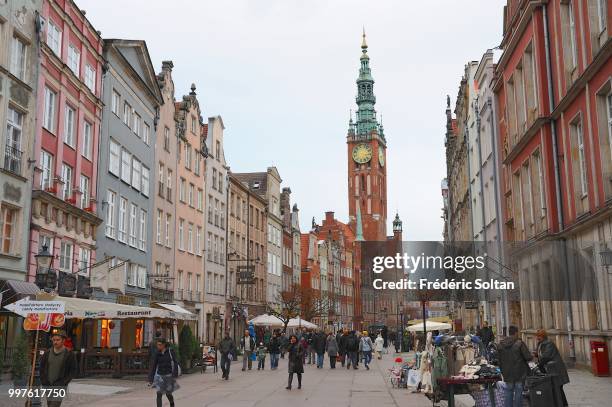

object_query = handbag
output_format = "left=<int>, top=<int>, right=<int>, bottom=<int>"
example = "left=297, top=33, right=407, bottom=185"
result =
left=407, top=368, right=422, bottom=387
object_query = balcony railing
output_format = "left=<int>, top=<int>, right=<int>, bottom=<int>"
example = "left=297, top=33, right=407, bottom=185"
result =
left=194, top=291, right=202, bottom=302
left=175, top=289, right=183, bottom=300
left=185, top=290, right=193, bottom=301
left=4, top=145, right=22, bottom=176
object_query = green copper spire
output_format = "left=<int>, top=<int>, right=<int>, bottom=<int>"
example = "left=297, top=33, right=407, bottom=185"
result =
left=355, top=29, right=378, bottom=135
left=355, top=204, right=364, bottom=241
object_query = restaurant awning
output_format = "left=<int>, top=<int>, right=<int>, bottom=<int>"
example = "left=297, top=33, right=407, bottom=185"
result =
left=0, top=280, right=41, bottom=307
left=35, top=294, right=194, bottom=320
left=154, top=303, right=198, bottom=321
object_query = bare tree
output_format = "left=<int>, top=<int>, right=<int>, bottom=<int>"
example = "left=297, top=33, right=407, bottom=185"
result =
left=268, top=284, right=301, bottom=333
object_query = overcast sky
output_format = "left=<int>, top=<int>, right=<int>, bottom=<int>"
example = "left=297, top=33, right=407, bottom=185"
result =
left=79, top=0, right=506, bottom=240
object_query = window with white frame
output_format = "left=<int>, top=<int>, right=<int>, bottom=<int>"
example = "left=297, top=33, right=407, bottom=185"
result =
left=112, top=90, right=120, bottom=116
left=105, top=190, right=116, bottom=238
left=5, top=107, right=23, bottom=175
left=164, top=127, right=170, bottom=151
left=139, top=209, right=146, bottom=251
left=575, top=120, right=587, bottom=196
left=79, top=175, right=89, bottom=208
left=179, top=178, right=186, bottom=202
left=123, top=102, right=132, bottom=127
left=196, top=226, right=202, bottom=256
left=178, top=218, right=184, bottom=250
left=68, top=44, right=80, bottom=75
left=188, top=183, right=194, bottom=206
left=82, top=121, right=92, bottom=160
left=127, top=263, right=137, bottom=286
left=607, top=92, right=612, bottom=162
left=109, top=139, right=120, bottom=176
left=165, top=214, right=171, bottom=247
left=156, top=210, right=162, bottom=244
left=85, top=64, right=95, bottom=92
left=121, top=149, right=131, bottom=183
left=598, top=0, right=607, bottom=32
left=188, top=223, right=193, bottom=253
left=131, top=158, right=141, bottom=190
left=78, top=247, right=90, bottom=274
left=40, top=150, right=53, bottom=189
left=568, top=1, right=578, bottom=68
left=0, top=206, right=16, bottom=255
left=194, top=153, right=200, bottom=175
left=10, top=35, right=27, bottom=80
left=141, top=166, right=149, bottom=197
left=129, top=203, right=138, bottom=247
left=46, top=20, right=62, bottom=56
left=133, top=113, right=141, bottom=137
left=143, top=123, right=150, bottom=145
left=43, top=87, right=57, bottom=132
left=137, top=265, right=146, bottom=288
left=118, top=197, right=127, bottom=243
left=63, top=106, right=76, bottom=147
left=197, top=189, right=203, bottom=211
left=59, top=241, right=73, bottom=272
left=61, top=164, right=72, bottom=200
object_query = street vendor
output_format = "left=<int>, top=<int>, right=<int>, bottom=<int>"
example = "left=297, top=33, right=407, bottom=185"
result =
left=39, top=330, right=77, bottom=407
left=498, top=325, right=532, bottom=407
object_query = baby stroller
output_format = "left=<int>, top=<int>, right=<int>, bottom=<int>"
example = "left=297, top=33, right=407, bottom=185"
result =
left=388, top=357, right=403, bottom=388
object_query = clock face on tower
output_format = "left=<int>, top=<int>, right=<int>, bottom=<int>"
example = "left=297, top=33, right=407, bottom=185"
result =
left=378, top=149, right=385, bottom=167
left=352, top=143, right=372, bottom=164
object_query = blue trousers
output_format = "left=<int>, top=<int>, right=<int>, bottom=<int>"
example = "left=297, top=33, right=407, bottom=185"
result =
left=270, top=352, right=279, bottom=369
left=316, top=352, right=324, bottom=368
left=504, top=382, right=523, bottom=407
left=363, top=350, right=372, bottom=366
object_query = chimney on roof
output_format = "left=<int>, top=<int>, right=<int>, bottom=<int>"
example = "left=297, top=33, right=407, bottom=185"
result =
left=162, top=60, right=174, bottom=72
left=325, top=211, right=334, bottom=223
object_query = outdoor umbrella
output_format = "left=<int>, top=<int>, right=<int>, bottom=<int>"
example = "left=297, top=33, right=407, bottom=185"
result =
left=248, top=314, right=284, bottom=326
left=407, top=320, right=451, bottom=332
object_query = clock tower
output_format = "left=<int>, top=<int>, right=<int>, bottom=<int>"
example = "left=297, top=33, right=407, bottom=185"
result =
left=347, top=30, right=387, bottom=241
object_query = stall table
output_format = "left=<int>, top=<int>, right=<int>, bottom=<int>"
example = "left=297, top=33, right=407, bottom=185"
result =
left=436, top=376, right=501, bottom=407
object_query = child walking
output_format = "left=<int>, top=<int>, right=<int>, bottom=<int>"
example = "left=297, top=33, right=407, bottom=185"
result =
left=257, top=342, right=267, bottom=370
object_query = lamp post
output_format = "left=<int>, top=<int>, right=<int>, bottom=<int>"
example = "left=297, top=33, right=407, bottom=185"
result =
left=35, top=244, right=56, bottom=292
left=600, top=246, right=612, bottom=273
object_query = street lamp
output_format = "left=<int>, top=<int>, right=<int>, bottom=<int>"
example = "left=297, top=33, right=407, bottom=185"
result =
left=35, top=244, right=56, bottom=291
left=600, top=245, right=612, bottom=273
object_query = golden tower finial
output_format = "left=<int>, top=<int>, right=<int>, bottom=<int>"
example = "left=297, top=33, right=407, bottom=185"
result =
left=361, top=27, right=367, bottom=50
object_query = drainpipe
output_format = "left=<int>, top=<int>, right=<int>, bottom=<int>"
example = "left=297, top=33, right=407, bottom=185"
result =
left=542, top=4, right=575, bottom=361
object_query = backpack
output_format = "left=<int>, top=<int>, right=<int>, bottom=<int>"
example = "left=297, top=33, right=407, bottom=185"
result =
left=347, top=335, right=358, bottom=350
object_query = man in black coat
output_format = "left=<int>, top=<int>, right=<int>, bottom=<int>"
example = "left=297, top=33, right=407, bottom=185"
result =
left=313, top=331, right=326, bottom=368
left=537, top=329, right=569, bottom=406
left=337, top=329, right=348, bottom=367
left=345, top=331, right=359, bottom=370
left=40, top=330, right=77, bottom=407
left=268, top=331, right=281, bottom=370
left=218, top=331, right=237, bottom=380
left=498, top=326, right=532, bottom=407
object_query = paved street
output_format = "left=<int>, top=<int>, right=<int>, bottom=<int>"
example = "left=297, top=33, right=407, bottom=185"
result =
left=2, top=353, right=611, bottom=406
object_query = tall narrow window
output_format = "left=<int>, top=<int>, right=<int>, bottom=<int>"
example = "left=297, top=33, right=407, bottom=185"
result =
left=105, top=190, right=116, bottom=238
left=141, top=166, right=150, bottom=197
left=123, top=102, right=132, bottom=127
left=597, top=0, right=607, bottom=33
left=0, top=206, right=16, bottom=254
left=129, top=204, right=138, bottom=247
left=5, top=107, right=23, bottom=175
left=109, top=140, right=120, bottom=176
left=156, top=210, right=162, bottom=244
left=179, top=219, right=185, bottom=250
left=139, top=209, right=147, bottom=251
left=46, top=20, right=62, bottom=56
left=121, top=149, right=131, bottom=183
left=85, top=64, right=96, bottom=92
left=10, top=35, right=26, bottom=80
left=61, top=164, right=73, bottom=200
left=575, top=120, right=588, bottom=196
left=165, top=214, right=171, bottom=247
left=118, top=197, right=127, bottom=243
left=59, top=241, right=73, bottom=272
left=112, top=90, right=120, bottom=116
left=68, top=44, right=80, bottom=75
left=131, top=158, right=141, bottom=190
left=568, top=1, right=578, bottom=68
left=164, top=127, right=170, bottom=151
left=79, top=175, right=90, bottom=208
left=143, top=123, right=150, bottom=145
left=63, top=106, right=76, bottom=147
left=133, top=113, right=141, bottom=137
left=82, top=121, right=92, bottom=160
left=43, top=87, right=57, bottom=132
left=40, top=151, right=53, bottom=189
left=607, top=92, right=612, bottom=162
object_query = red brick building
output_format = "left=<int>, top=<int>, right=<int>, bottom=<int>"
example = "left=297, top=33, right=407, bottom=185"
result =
left=28, top=0, right=104, bottom=293
left=494, top=0, right=611, bottom=367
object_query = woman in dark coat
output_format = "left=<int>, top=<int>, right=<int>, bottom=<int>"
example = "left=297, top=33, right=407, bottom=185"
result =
left=148, top=338, right=180, bottom=407
left=536, top=329, right=569, bottom=406
left=286, top=334, right=304, bottom=390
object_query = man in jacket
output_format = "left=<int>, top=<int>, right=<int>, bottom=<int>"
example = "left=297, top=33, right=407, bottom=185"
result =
left=345, top=331, right=359, bottom=370
left=218, top=331, right=236, bottom=380
left=337, top=330, right=347, bottom=367
left=313, top=331, right=327, bottom=368
left=268, top=331, right=281, bottom=370
left=240, top=329, right=255, bottom=371
left=40, top=330, right=77, bottom=407
left=498, top=326, right=532, bottom=407
left=536, top=329, right=569, bottom=406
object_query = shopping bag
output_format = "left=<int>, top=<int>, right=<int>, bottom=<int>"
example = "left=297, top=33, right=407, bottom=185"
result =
left=406, top=369, right=422, bottom=387
left=250, top=351, right=257, bottom=361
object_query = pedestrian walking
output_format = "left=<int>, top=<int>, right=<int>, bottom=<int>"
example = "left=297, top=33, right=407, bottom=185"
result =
left=345, top=330, right=359, bottom=370
left=280, top=332, right=288, bottom=359
left=300, top=335, right=309, bottom=364
left=148, top=338, right=180, bottom=407
left=536, top=329, right=569, bottom=407
left=359, top=331, right=374, bottom=370
left=375, top=333, right=384, bottom=360
left=313, top=330, right=326, bottom=368
left=268, top=331, right=281, bottom=369
left=498, top=325, right=532, bottom=407
left=39, top=330, right=77, bottom=407
left=338, top=329, right=348, bottom=367
left=326, top=332, right=339, bottom=369
left=286, top=334, right=304, bottom=390
left=218, top=331, right=236, bottom=380
left=240, top=329, right=255, bottom=371
left=257, top=342, right=267, bottom=370
left=306, top=331, right=316, bottom=364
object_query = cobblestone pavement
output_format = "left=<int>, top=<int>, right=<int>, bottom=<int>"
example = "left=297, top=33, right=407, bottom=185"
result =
left=1, top=356, right=610, bottom=406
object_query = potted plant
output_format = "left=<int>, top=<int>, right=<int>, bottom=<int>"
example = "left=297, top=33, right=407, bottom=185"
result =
left=178, top=326, right=194, bottom=371
left=12, top=334, right=29, bottom=386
